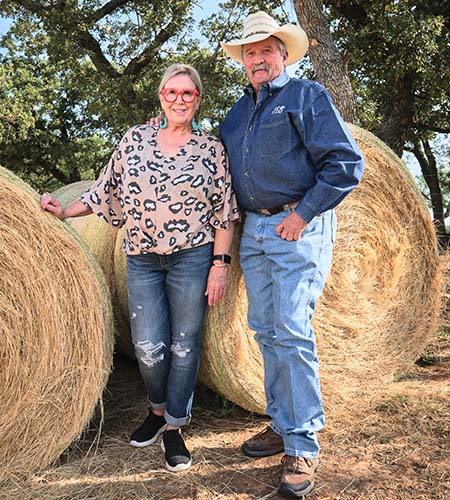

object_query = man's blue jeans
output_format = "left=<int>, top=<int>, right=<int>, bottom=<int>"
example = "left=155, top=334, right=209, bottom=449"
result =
left=126, top=243, right=212, bottom=427
left=240, top=210, right=336, bottom=458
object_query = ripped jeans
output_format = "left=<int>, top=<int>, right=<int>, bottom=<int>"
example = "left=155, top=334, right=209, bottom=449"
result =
left=126, top=243, right=212, bottom=427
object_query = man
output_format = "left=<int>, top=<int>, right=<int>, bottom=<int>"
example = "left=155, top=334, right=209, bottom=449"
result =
left=219, top=11, right=364, bottom=499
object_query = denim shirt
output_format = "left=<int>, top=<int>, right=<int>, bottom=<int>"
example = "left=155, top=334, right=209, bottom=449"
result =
left=219, top=71, right=364, bottom=222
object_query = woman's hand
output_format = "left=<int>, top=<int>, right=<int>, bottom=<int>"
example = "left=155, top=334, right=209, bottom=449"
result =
left=205, top=265, right=229, bottom=306
left=40, top=196, right=92, bottom=219
left=147, top=113, right=162, bottom=127
left=40, top=193, right=66, bottom=220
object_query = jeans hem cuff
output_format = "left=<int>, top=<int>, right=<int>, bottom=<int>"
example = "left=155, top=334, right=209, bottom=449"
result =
left=283, top=448, right=319, bottom=459
left=149, top=401, right=166, bottom=411
left=269, top=422, right=283, bottom=436
left=165, top=410, right=191, bottom=427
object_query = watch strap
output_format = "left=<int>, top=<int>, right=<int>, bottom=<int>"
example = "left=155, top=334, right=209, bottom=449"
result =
left=212, top=254, right=231, bottom=264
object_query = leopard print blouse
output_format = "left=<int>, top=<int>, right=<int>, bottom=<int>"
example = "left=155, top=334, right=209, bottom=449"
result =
left=80, top=124, right=239, bottom=255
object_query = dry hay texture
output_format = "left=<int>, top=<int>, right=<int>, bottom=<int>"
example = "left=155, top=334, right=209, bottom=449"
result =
left=0, top=168, right=114, bottom=480
left=51, top=125, right=442, bottom=417
left=199, top=124, right=442, bottom=414
left=52, top=182, right=133, bottom=357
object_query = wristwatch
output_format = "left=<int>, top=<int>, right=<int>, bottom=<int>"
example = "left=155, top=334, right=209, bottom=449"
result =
left=212, top=254, right=231, bottom=265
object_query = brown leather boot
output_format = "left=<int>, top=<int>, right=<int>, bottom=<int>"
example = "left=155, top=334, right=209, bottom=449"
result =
left=242, top=426, right=284, bottom=457
left=278, top=455, right=318, bottom=498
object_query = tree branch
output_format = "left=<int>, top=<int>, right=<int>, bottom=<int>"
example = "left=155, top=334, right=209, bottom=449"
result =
left=412, top=138, right=448, bottom=244
left=12, top=1, right=121, bottom=78
left=91, top=0, right=130, bottom=23
left=324, top=0, right=369, bottom=28
left=294, top=0, right=357, bottom=122
left=11, top=0, right=49, bottom=14
left=417, top=123, right=450, bottom=134
left=374, top=73, right=415, bottom=156
left=412, top=141, right=431, bottom=177
left=123, top=29, right=172, bottom=76
left=76, top=30, right=121, bottom=78
left=124, top=4, right=189, bottom=76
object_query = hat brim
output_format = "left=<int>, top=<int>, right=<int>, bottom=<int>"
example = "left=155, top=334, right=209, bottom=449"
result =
left=220, top=24, right=308, bottom=66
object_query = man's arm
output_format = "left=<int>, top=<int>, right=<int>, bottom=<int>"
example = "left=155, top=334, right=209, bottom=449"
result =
left=292, top=85, right=364, bottom=225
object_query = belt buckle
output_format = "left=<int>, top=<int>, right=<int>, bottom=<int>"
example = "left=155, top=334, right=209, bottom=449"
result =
left=284, top=202, right=298, bottom=213
left=256, top=202, right=298, bottom=216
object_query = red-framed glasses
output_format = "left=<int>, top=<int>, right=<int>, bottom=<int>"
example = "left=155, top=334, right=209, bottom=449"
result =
left=160, top=88, right=199, bottom=103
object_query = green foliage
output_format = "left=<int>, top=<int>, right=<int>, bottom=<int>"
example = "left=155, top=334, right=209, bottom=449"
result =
left=0, top=0, right=283, bottom=190
left=324, top=0, right=450, bottom=234
left=0, top=19, right=111, bottom=191
left=326, top=0, right=450, bottom=134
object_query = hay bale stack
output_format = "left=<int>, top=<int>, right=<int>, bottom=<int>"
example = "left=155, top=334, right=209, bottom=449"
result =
left=199, top=125, right=441, bottom=414
left=52, top=182, right=133, bottom=357
left=113, top=227, right=133, bottom=354
left=52, top=181, right=117, bottom=296
left=0, top=168, right=114, bottom=479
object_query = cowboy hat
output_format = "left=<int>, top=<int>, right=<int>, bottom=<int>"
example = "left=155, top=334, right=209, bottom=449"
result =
left=220, top=11, right=308, bottom=66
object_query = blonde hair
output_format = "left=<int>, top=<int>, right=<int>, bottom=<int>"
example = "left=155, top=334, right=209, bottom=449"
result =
left=158, top=64, right=203, bottom=96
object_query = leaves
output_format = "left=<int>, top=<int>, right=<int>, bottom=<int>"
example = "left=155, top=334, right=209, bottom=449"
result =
left=0, top=0, right=267, bottom=189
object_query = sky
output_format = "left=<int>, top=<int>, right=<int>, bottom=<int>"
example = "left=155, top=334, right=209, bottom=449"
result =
left=0, top=16, right=10, bottom=35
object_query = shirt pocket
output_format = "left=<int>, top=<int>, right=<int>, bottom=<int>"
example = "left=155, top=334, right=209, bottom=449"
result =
left=259, top=113, right=298, bottom=157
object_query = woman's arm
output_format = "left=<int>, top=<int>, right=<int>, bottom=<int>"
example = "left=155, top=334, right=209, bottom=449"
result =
left=40, top=195, right=92, bottom=220
left=205, top=224, right=235, bottom=307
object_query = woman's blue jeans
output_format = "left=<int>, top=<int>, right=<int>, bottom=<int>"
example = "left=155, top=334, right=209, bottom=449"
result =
left=240, top=210, right=336, bottom=458
left=126, top=243, right=212, bottom=427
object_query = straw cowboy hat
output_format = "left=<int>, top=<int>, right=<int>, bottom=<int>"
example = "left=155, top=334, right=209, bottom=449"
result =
left=220, top=11, right=308, bottom=66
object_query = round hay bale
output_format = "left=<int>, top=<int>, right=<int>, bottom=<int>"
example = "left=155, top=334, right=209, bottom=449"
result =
left=51, top=182, right=133, bottom=357
left=112, top=227, right=133, bottom=356
left=198, top=125, right=442, bottom=414
left=0, top=167, right=114, bottom=479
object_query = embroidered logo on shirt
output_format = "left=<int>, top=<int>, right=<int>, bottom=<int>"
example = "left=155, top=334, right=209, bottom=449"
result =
left=271, top=105, right=285, bottom=115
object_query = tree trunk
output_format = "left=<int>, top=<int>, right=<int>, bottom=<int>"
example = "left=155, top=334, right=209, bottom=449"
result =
left=375, top=74, right=415, bottom=157
left=412, top=139, right=450, bottom=247
left=293, top=0, right=357, bottom=123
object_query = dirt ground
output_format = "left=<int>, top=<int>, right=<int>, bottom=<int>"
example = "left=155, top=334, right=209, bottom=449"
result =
left=2, top=331, right=449, bottom=500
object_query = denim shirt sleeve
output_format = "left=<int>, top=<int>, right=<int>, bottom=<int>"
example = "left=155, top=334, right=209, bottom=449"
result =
left=292, top=87, right=364, bottom=223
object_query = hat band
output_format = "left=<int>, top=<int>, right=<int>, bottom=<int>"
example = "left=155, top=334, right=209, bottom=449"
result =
left=245, top=29, right=273, bottom=38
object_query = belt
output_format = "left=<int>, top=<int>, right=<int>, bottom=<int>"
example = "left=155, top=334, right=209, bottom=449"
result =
left=253, top=201, right=299, bottom=216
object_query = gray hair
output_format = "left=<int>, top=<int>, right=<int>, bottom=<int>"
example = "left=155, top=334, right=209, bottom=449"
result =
left=158, top=64, right=203, bottom=96
left=276, top=38, right=288, bottom=58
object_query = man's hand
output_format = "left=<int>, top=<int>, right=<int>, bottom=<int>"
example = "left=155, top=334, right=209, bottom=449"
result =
left=275, top=211, right=307, bottom=241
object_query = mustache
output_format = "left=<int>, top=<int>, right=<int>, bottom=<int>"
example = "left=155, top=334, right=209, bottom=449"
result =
left=251, top=64, right=270, bottom=75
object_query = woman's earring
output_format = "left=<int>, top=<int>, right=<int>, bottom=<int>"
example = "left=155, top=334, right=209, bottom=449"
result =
left=160, top=114, right=168, bottom=129
left=191, top=117, right=202, bottom=130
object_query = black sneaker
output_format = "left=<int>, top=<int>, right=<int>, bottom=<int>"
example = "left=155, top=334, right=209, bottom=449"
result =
left=129, top=412, right=166, bottom=448
left=160, top=429, right=192, bottom=472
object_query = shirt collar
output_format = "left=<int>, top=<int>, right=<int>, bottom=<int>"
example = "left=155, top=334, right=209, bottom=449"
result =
left=244, top=70, right=290, bottom=98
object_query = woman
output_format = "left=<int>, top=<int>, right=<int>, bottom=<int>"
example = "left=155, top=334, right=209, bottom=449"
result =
left=41, top=63, right=239, bottom=472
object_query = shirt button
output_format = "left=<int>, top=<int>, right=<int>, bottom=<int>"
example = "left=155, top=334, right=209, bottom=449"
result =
left=245, top=171, right=250, bottom=176
left=249, top=196, right=254, bottom=201
left=249, top=126, right=253, bottom=131
left=244, top=148, right=249, bottom=153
